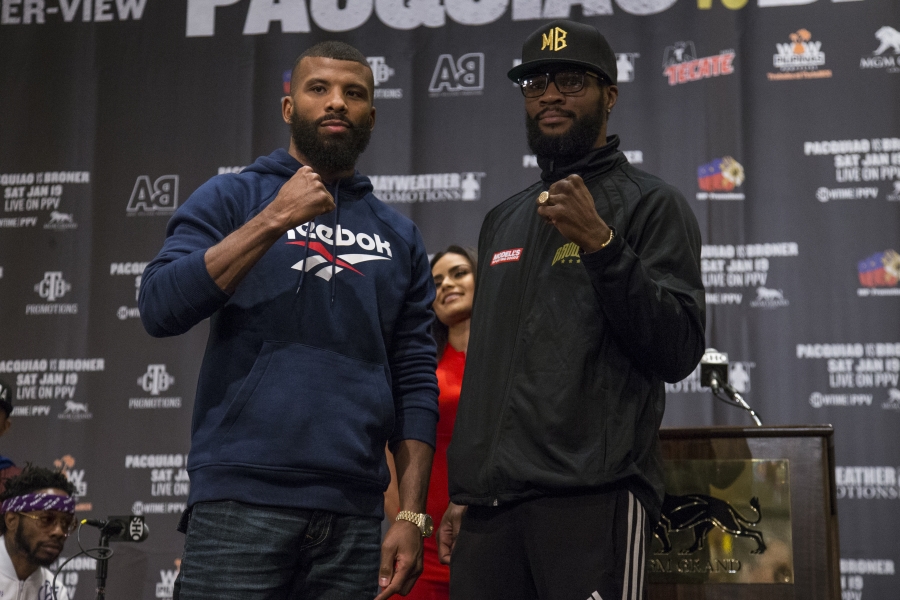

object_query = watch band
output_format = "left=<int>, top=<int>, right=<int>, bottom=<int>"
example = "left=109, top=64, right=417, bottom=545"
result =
left=395, top=510, right=434, bottom=537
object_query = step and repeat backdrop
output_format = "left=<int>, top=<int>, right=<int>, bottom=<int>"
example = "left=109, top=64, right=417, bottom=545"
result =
left=1, top=0, right=898, bottom=598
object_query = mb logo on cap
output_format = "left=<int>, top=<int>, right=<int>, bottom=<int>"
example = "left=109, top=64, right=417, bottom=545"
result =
left=542, top=26, right=568, bottom=52
left=508, top=19, right=618, bottom=85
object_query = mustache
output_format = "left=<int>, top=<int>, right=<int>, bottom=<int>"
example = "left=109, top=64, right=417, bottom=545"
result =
left=316, top=113, right=354, bottom=128
left=533, top=107, right=577, bottom=121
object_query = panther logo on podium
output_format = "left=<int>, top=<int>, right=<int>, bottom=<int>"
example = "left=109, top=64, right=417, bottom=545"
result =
left=653, top=493, right=766, bottom=555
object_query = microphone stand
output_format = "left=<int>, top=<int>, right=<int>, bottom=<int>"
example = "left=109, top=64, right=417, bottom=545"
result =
left=94, top=528, right=115, bottom=600
left=711, top=378, right=763, bottom=426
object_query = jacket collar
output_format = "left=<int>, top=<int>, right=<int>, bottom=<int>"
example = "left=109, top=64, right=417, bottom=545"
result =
left=538, top=135, right=624, bottom=184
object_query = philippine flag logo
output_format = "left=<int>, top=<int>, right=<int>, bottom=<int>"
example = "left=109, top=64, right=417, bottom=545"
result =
left=697, top=156, right=745, bottom=192
left=858, top=250, right=900, bottom=288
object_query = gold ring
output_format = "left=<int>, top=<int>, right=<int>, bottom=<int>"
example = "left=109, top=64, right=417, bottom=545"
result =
left=538, top=191, right=549, bottom=205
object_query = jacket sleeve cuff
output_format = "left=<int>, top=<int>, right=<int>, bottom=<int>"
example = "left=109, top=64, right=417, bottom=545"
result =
left=173, top=249, right=232, bottom=322
left=389, top=404, right=439, bottom=450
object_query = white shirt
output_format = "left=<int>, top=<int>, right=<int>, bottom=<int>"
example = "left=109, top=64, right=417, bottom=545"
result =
left=0, top=539, right=69, bottom=600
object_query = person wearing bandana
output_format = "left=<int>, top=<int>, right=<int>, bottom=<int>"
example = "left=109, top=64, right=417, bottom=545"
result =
left=0, top=465, right=76, bottom=600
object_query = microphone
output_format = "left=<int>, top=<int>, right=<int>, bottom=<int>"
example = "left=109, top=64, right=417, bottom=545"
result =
left=699, top=348, right=763, bottom=426
left=699, top=348, right=729, bottom=392
left=81, top=516, right=149, bottom=542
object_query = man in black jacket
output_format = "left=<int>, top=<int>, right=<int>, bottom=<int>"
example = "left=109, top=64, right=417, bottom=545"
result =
left=437, top=20, right=706, bottom=600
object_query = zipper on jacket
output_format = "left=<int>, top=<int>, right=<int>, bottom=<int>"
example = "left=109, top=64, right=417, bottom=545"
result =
left=482, top=185, right=548, bottom=504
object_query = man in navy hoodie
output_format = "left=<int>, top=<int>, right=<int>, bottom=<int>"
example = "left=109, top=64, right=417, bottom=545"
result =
left=140, top=41, right=439, bottom=600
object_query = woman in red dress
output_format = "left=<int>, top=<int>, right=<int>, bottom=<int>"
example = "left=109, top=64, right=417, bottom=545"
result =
left=387, top=245, right=476, bottom=600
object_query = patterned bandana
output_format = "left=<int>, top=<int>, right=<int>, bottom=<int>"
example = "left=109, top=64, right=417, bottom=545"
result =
left=0, top=493, right=76, bottom=514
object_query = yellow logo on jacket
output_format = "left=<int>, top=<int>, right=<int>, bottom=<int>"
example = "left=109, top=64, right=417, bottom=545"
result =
left=542, top=27, right=568, bottom=52
left=552, top=242, right=581, bottom=265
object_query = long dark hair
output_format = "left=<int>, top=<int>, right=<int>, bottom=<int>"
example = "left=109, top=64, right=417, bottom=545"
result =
left=430, top=245, right=478, bottom=360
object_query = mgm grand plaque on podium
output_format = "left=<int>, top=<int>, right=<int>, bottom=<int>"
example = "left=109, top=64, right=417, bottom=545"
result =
left=648, top=426, right=840, bottom=600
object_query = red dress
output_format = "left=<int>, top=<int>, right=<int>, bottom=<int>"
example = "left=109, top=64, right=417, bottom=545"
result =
left=403, top=344, right=464, bottom=600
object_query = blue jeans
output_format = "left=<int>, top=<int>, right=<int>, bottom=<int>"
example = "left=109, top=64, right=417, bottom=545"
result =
left=173, top=501, right=381, bottom=600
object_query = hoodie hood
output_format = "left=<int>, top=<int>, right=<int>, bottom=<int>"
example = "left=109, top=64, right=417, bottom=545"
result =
left=242, top=148, right=375, bottom=199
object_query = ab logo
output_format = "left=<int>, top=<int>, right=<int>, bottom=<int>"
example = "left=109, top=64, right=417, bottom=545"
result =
left=542, top=26, right=567, bottom=52
left=127, top=175, right=179, bottom=214
left=429, top=53, right=484, bottom=94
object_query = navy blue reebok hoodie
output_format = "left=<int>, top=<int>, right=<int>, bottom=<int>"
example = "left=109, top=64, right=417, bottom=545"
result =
left=139, top=149, right=439, bottom=518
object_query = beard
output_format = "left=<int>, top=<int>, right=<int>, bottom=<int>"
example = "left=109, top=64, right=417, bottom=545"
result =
left=290, top=109, right=372, bottom=174
left=14, top=522, right=61, bottom=567
left=525, top=103, right=606, bottom=161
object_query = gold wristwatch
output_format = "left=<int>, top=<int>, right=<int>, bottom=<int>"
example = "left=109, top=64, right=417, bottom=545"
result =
left=395, top=511, right=434, bottom=537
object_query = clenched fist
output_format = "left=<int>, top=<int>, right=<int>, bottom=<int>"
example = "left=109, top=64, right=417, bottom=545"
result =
left=266, top=166, right=335, bottom=232
left=536, top=174, right=611, bottom=253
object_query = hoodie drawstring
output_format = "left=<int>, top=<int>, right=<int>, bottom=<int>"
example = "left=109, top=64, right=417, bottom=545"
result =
left=330, top=181, right=340, bottom=306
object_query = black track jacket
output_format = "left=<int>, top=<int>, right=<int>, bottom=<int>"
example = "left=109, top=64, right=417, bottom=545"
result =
left=447, top=137, right=706, bottom=522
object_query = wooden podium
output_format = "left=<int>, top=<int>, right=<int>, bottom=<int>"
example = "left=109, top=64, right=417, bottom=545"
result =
left=647, top=426, right=840, bottom=600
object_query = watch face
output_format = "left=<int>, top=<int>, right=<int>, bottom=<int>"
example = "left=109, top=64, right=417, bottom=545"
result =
left=422, top=514, right=434, bottom=537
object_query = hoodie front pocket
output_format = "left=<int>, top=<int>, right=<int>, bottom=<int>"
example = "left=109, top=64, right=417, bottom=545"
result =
left=216, top=341, right=394, bottom=483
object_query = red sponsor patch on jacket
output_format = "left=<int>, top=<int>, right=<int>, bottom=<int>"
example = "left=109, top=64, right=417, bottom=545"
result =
left=490, top=248, right=523, bottom=266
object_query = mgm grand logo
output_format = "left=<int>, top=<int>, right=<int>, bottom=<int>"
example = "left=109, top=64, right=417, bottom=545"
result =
left=649, top=459, right=793, bottom=584
left=654, top=493, right=766, bottom=555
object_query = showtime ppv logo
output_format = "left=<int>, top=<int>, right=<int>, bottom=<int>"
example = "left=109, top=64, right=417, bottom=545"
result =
left=285, top=223, right=391, bottom=282
left=662, top=41, right=735, bottom=85
left=429, top=53, right=484, bottom=96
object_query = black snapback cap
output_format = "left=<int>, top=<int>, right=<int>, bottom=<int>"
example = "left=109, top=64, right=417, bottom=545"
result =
left=508, top=19, right=617, bottom=84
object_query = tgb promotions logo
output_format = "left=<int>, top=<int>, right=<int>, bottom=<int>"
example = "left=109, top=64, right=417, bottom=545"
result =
left=27, top=271, right=78, bottom=316
left=367, top=57, right=403, bottom=100
left=768, top=29, right=832, bottom=81
left=126, top=175, right=179, bottom=215
left=285, top=223, right=392, bottom=282
left=429, top=53, right=484, bottom=97
left=696, top=156, right=745, bottom=200
left=861, top=26, right=900, bottom=73
left=662, top=41, right=735, bottom=86
left=139, top=365, right=175, bottom=396
left=131, top=364, right=181, bottom=410
left=34, top=271, right=70, bottom=301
